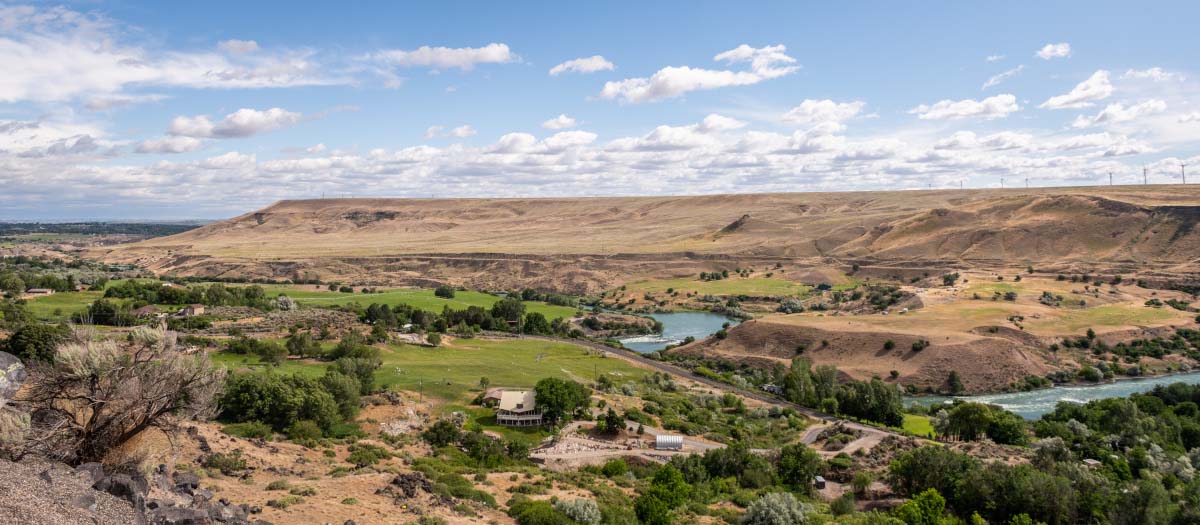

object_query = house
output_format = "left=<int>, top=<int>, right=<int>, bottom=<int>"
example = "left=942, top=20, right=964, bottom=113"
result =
left=496, top=390, right=543, bottom=427
left=133, top=305, right=161, bottom=318
left=177, top=304, right=206, bottom=317
left=1082, top=458, right=1102, bottom=468
left=24, top=288, right=54, bottom=297
left=481, top=388, right=505, bottom=407
left=655, top=435, right=683, bottom=451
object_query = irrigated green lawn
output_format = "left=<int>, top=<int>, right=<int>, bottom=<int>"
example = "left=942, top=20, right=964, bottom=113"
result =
left=211, top=336, right=647, bottom=402
left=255, top=285, right=580, bottom=320
left=902, top=414, right=935, bottom=438
left=23, top=291, right=105, bottom=321
left=625, top=277, right=810, bottom=297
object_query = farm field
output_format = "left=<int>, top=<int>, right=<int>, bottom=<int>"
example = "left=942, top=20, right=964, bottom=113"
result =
left=23, top=291, right=104, bottom=321
left=255, top=285, right=580, bottom=320
left=211, top=336, right=648, bottom=402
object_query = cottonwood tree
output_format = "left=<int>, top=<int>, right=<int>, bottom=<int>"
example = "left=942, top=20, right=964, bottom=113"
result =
left=16, top=327, right=225, bottom=464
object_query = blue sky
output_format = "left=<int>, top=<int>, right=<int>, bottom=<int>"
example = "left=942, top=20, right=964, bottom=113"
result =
left=2, top=1, right=1198, bottom=220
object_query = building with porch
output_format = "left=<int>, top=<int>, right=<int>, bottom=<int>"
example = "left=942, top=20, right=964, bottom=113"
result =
left=496, top=390, right=543, bottom=427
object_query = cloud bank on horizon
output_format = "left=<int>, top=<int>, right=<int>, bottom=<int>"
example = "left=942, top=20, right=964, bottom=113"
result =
left=1, top=2, right=1198, bottom=219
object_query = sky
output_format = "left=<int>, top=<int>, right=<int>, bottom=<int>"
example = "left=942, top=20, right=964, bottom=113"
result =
left=2, top=1, right=1199, bottom=220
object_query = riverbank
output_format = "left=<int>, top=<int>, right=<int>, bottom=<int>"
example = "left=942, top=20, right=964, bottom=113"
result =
left=906, top=370, right=1200, bottom=419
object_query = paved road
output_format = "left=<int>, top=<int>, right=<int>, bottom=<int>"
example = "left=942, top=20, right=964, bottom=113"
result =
left=508, top=334, right=905, bottom=443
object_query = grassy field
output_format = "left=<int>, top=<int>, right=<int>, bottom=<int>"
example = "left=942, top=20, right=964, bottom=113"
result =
left=255, top=285, right=580, bottom=320
left=23, top=291, right=105, bottom=321
left=625, top=277, right=811, bottom=297
left=1025, top=303, right=1181, bottom=333
left=211, top=336, right=648, bottom=402
left=902, top=414, right=935, bottom=438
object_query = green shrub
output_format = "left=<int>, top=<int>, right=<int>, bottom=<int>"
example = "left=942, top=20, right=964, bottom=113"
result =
left=265, top=479, right=291, bottom=491
left=203, top=450, right=247, bottom=475
left=289, top=486, right=317, bottom=497
left=346, top=443, right=391, bottom=468
left=286, top=420, right=323, bottom=442
left=222, top=421, right=273, bottom=440
left=267, top=495, right=304, bottom=509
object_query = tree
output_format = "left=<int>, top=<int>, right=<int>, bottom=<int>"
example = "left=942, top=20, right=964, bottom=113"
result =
left=220, top=372, right=339, bottom=433
left=330, top=357, right=380, bottom=395
left=319, top=370, right=361, bottom=420
left=18, top=327, right=225, bottom=463
left=285, top=332, right=321, bottom=358
left=947, top=371, right=965, bottom=394
left=894, top=489, right=946, bottom=525
left=852, top=470, right=876, bottom=495
left=777, top=443, right=823, bottom=493
left=554, top=499, right=601, bottom=525
left=534, top=377, right=591, bottom=425
left=522, top=312, right=552, bottom=335
left=599, top=408, right=623, bottom=435
left=743, top=492, right=811, bottom=525
left=421, top=419, right=461, bottom=447
left=491, top=297, right=526, bottom=326
left=434, top=285, right=456, bottom=299
left=0, top=274, right=25, bottom=297
left=4, top=323, right=70, bottom=363
left=0, top=300, right=30, bottom=327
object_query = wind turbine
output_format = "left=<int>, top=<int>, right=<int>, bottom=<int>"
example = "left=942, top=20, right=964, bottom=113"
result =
left=1183, top=163, right=1188, bottom=184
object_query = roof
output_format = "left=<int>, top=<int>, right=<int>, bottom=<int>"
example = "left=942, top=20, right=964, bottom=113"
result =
left=483, top=387, right=505, bottom=400
left=133, top=305, right=160, bottom=315
left=655, top=435, right=683, bottom=446
left=25, top=288, right=53, bottom=293
left=498, top=390, right=537, bottom=413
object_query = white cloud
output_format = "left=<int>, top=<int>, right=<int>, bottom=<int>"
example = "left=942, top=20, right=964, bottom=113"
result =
left=986, top=55, right=1005, bottom=62
left=1035, top=42, right=1071, bottom=60
left=1071, top=99, right=1167, bottom=128
left=424, top=124, right=477, bottom=140
left=218, top=39, right=259, bottom=54
left=1040, top=70, right=1112, bottom=109
left=367, top=43, right=515, bottom=71
left=84, top=94, right=168, bottom=111
left=136, top=136, right=203, bottom=154
left=549, top=55, right=614, bottom=76
left=1180, top=113, right=1200, bottom=123
left=169, top=108, right=303, bottom=138
left=982, top=65, right=1024, bottom=89
left=909, top=94, right=1020, bottom=120
left=1122, top=67, right=1184, bottom=82
left=782, top=99, right=865, bottom=127
left=200, top=151, right=256, bottom=169
left=0, top=6, right=344, bottom=103
left=599, top=44, right=798, bottom=103
left=541, top=114, right=577, bottom=130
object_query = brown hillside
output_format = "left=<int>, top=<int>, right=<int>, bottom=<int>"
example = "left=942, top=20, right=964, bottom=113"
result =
left=93, top=186, right=1200, bottom=291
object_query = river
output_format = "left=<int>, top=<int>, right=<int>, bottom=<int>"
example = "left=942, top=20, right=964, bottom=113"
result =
left=907, top=371, right=1200, bottom=419
left=619, top=311, right=738, bottom=353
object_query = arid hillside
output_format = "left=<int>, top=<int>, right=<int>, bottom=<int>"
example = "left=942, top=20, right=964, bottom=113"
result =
left=93, top=186, right=1200, bottom=291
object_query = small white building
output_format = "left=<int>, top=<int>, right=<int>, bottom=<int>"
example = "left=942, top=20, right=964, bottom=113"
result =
left=655, top=435, right=684, bottom=451
left=496, top=390, right=543, bottom=427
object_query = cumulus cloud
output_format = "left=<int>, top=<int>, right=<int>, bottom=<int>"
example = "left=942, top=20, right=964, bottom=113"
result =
left=541, top=114, right=577, bottom=130
left=423, top=125, right=477, bottom=140
left=910, top=94, right=1019, bottom=120
left=549, top=55, right=614, bottom=76
left=1035, top=42, right=1071, bottom=60
left=986, top=55, right=1005, bottom=62
left=136, top=136, right=204, bottom=154
left=782, top=99, right=866, bottom=128
left=599, top=44, right=798, bottom=103
left=982, top=65, right=1024, bottom=89
left=169, top=108, right=303, bottom=138
left=0, top=5, right=345, bottom=103
left=1071, top=99, right=1167, bottom=128
left=1040, top=70, right=1113, bottom=109
left=1180, top=113, right=1200, bottom=123
left=367, top=43, right=515, bottom=71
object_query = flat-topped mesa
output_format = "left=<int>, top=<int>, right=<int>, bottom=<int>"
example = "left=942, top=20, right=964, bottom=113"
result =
left=91, top=186, right=1200, bottom=291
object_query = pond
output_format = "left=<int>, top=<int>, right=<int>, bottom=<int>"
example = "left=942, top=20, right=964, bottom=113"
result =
left=619, top=311, right=738, bottom=353
left=907, top=371, right=1200, bottom=419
